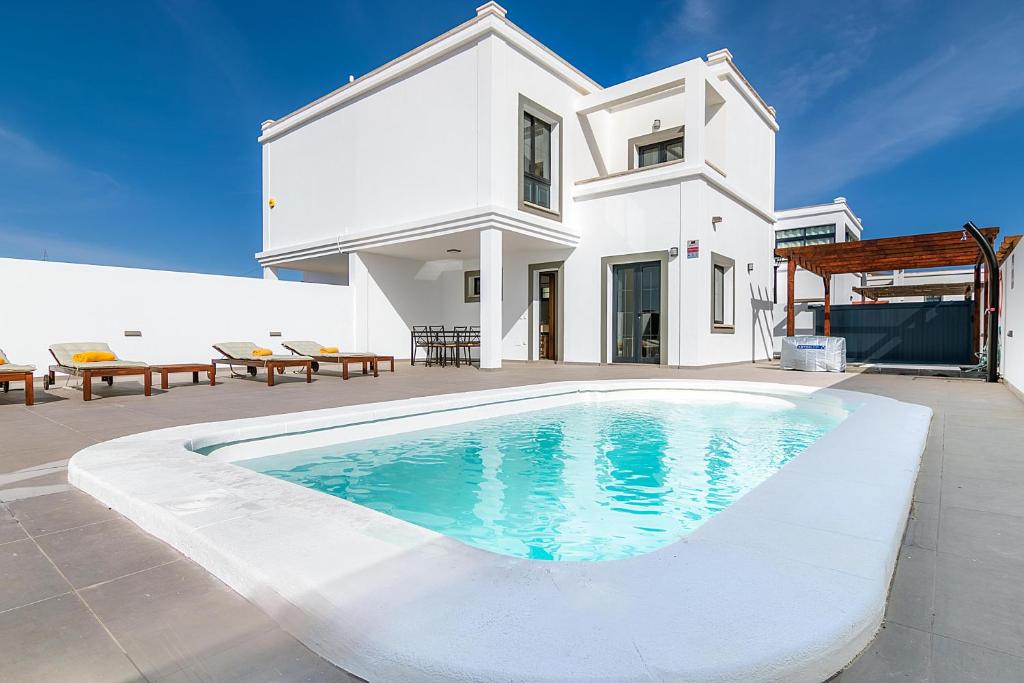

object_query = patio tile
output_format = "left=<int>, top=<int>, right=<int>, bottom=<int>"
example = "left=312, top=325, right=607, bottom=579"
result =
left=884, top=546, right=935, bottom=631
left=6, top=488, right=118, bottom=536
left=912, top=471, right=940, bottom=504
left=942, top=448, right=1024, bottom=484
left=836, top=622, right=930, bottom=683
left=902, top=501, right=938, bottom=550
left=0, top=505, right=28, bottom=545
left=149, top=622, right=361, bottom=683
left=0, top=593, right=144, bottom=683
left=35, top=517, right=182, bottom=589
left=80, top=558, right=282, bottom=680
left=0, top=538, right=71, bottom=612
left=931, top=635, right=1024, bottom=683
left=932, top=551, right=1024, bottom=657
left=941, top=475, right=1024, bottom=517
left=937, top=505, right=1024, bottom=564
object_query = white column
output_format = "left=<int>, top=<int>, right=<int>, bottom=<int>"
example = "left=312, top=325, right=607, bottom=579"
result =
left=263, top=266, right=280, bottom=280
left=480, top=228, right=503, bottom=369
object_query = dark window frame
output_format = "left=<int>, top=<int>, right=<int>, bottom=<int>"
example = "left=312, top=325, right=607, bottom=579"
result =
left=522, top=111, right=552, bottom=209
left=775, top=224, right=837, bottom=250
left=637, top=136, right=684, bottom=168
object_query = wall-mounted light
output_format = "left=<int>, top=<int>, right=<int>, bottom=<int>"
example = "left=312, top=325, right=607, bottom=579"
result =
left=446, top=248, right=462, bottom=254
left=268, top=197, right=276, bottom=209
left=653, top=119, right=661, bottom=131
left=747, top=263, right=754, bottom=273
left=711, top=216, right=723, bottom=225
left=669, top=246, right=679, bottom=258
left=124, top=330, right=142, bottom=337
left=269, top=331, right=282, bottom=337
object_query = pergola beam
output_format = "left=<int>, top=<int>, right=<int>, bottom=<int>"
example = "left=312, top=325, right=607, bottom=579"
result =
left=852, top=283, right=974, bottom=301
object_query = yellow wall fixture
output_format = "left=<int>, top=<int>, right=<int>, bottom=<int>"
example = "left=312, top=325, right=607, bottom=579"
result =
left=268, top=197, right=276, bottom=209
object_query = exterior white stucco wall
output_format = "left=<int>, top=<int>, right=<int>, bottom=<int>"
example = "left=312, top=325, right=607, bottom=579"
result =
left=0, top=258, right=355, bottom=371
left=1000, top=243, right=1022, bottom=395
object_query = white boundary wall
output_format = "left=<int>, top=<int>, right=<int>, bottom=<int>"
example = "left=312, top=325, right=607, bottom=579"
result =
left=1000, top=243, right=1023, bottom=395
left=0, top=258, right=355, bottom=371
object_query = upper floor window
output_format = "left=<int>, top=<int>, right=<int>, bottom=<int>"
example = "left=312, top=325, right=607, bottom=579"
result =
left=523, top=112, right=551, bottom=209
left=845, top=227, right=859, bottom=243
left=637, top=137, right=684, bottom=168
left=776, top=224, right=836, bottom=249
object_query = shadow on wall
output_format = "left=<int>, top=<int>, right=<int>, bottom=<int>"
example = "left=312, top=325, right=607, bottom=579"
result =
left=361, top=253, right=444, bottom=355
left=749, top=284, right=774, bottom=362
left=772, top=303, right=818, bottom=338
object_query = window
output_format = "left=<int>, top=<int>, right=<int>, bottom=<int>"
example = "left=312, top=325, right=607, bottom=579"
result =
left=775, top=224, right=836, bottom=249
left=713, top=264, right=726, bottom=324
left=523, top=112, right=551, bottom=209
left=710, top=253, right=735, bottom=332
left=464, top=270, right=481, bottom=303
left=845, top=227, right=859, bottom=243
left=924, top=295, right=943, bottom=303
left=637, top=137, right=684, bottom=168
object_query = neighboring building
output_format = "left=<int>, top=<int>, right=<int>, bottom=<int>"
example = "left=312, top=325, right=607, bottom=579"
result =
left=863, top=268, right=974, bottom=302
left=255, top=2, right=779, bottom=368
left=771, top=197, right=863, bottom=351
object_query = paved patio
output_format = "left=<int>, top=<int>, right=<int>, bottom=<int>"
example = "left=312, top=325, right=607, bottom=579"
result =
left=1, top=361, right=1022, bottom=682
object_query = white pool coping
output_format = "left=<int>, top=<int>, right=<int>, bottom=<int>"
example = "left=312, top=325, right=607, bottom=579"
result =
left=68, top=380, right=931, bottom=682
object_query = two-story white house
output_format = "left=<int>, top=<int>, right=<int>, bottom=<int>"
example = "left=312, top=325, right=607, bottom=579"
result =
left=255, top=2, right=779, bottom=369
left=771, top=197, right=864, bottom=351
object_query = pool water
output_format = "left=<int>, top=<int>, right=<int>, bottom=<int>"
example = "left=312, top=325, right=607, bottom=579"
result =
left=240, top=396, right=845, bottom=561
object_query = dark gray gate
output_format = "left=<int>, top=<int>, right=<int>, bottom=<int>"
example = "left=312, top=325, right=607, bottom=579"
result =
left=813, top=301, right=973, bottom=365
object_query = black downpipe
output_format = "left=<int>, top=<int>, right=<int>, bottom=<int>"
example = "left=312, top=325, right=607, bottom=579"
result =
left=963, top=221, right=1000, bottom=383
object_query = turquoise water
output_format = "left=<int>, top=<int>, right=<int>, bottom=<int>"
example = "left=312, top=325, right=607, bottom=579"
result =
left=240, top=396, right=844, bottom=561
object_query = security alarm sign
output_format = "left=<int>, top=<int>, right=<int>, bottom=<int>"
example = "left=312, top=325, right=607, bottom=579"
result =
left=686, top=240, right=699, bottom=259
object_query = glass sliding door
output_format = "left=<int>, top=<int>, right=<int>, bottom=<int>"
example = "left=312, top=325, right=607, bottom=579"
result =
left=612, top=261, right=661, bottom=364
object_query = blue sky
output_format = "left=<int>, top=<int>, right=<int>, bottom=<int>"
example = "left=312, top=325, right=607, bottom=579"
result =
left=2, top=0, right=1022, bottom=276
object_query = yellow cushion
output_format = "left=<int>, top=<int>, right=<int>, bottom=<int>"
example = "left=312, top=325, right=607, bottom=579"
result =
left=251, top=348, right=273, bottom=357
left=320, top=346, right=339, bottom=354
left=72, top=351, right=116, bottom=364
left=0, top=356, right=6, bottom=365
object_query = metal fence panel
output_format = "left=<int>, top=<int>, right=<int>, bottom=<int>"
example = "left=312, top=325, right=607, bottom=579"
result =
left=813, top=301, right=973, bottom=365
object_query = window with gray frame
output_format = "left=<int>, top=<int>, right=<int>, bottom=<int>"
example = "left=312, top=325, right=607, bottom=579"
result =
left=710, top=253, right=735, bottom=332
left=522, top=112, right=551, bottom=208
left=637, top=136, right=683, bottom=168
left=713, top=264, right=726, bottom=324
left=775, top=224, right=836, bottom=249
left=845, top=227, right=859, bottom=243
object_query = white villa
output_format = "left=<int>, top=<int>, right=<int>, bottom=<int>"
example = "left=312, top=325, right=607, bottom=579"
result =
left=255, top=2, right=779, bottom=369
left=771, top=197, right=864, bottom=349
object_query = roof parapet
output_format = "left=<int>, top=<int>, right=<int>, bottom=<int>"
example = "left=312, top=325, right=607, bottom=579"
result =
left=476, top=2, right=507, bottom=18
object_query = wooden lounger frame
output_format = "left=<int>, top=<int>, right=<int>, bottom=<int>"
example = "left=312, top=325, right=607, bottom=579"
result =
left=211, top=356, right=312, bottom=386
left=0, top=371, right=34, bottom=406
left=280, top=343, right=395, bottom=380
left=45, top=351, right=151, bottom=401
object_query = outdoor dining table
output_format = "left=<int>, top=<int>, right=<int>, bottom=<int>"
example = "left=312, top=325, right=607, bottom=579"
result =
left=410, top=327, right=480, bottom=367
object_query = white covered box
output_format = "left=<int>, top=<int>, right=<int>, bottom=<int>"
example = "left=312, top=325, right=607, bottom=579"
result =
left=780, top=336, right=847, bottom=372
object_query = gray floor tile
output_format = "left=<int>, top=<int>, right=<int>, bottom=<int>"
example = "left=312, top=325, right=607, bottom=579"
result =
left=149, top=624, right=361, bottom=683
left=913, top=472, right=940, bottom=504
left=0, top=538, right=71, bottom=612
left=838, top=622, right=931, bottom=682
left=904, top=501, right=939, bottom=550
left=938, top=505, right=1024, bottom=564
left=941, top=475, right=1024, bottom=517
left=0, top=507, right=27, bottom=545
left=80, top=558, right=280, bottom=679
left=35, top=517, right=182, bottom=589
left=885, top=546, right=936, bottom=631
left=933, top=552, right=1024, bottom=657
left=7, top=489, right=119, bottom=536
left=0, top=593, right=145, bottom=683
left=931, top=635, right=1024, bottom=683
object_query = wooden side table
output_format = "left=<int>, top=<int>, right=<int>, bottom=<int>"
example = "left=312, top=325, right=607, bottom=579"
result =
left=149, top=363, right=216, bottom=390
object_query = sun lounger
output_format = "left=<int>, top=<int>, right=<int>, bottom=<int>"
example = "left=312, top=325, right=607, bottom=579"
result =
left=46, top=342, right=151, bottom=401
left=0, top=348, right=36, bottom=406
left=281, top=341, right=395, bottom=380
left=212, top=342, right=312, bottom=387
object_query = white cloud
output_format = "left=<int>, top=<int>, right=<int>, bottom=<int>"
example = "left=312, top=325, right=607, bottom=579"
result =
left=678, top=0, right=717, bottom=34
left=779, top=12, right=1024, bottom=201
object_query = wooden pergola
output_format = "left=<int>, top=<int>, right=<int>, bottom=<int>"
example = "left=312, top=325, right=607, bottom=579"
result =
left=775, top=227, right=999, bottom=338
left=852, top=282, right=974, bottom=302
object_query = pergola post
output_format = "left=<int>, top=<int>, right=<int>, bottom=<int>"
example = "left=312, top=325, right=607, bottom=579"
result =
left=822, top=273, right=831, bottom=336
left=786, top=256, right=796, bottom=337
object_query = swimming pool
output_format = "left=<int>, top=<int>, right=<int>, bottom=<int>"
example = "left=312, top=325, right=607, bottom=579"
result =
left=69, top=380, right=931, bottom=682
left=240, top=395, right=845, bottom=561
